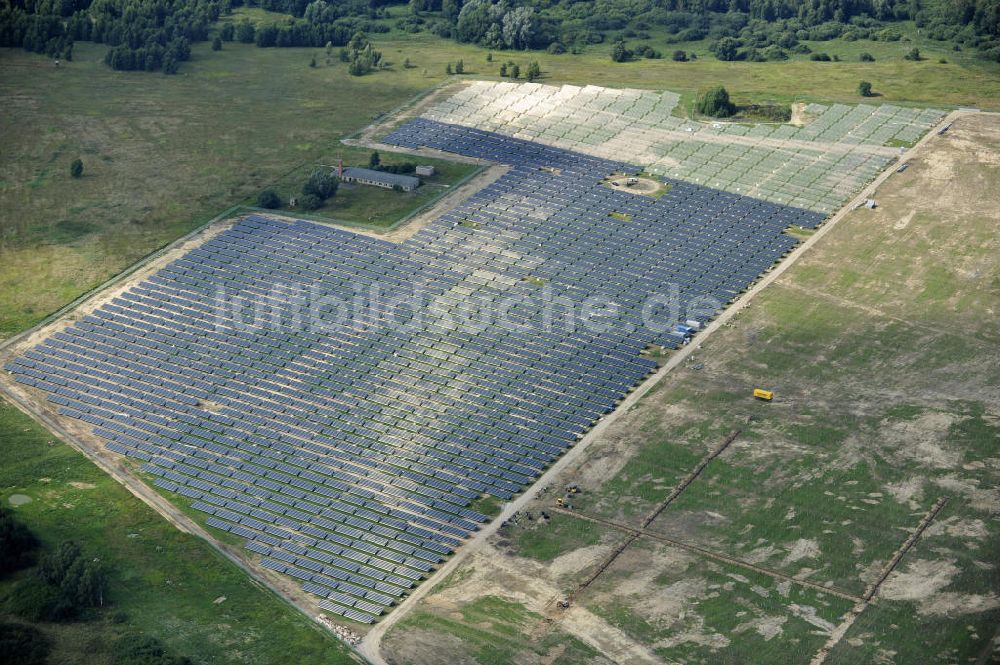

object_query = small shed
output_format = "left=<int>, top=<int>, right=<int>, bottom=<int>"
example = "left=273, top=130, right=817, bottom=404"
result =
left=415, top=165, right=435, bottom=177
left=340, top=167, right=420, bottom=192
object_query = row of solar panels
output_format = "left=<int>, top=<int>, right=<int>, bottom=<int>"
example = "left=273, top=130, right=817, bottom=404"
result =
left=10, top=121, right=831, bottom=623
left=20, top=315, right=631, bottom=503
left=97, top=288, right=644, bottom=442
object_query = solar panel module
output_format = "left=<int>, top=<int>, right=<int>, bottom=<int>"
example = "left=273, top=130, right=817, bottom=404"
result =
left=10, top=118, right=834, bottom=622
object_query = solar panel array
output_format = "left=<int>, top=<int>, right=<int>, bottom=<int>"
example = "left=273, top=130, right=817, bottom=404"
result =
left=421, top=81, right=944, bottom=212
left=10, top=118, right=825, bottom=624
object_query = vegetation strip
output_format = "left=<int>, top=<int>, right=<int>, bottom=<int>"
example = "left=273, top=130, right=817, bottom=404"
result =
left=808, top=495, right=952, bottom=664
left=562, top=428, right=744, bottom=603
left=861, top=495, right=951, bottom=603
left=640, top=428, right=743, bottom=529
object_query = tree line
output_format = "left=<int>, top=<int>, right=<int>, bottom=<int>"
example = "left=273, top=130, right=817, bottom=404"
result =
left=407, top=0, right=1000, bottom=62
left=2, top=0, right=999, bottom=71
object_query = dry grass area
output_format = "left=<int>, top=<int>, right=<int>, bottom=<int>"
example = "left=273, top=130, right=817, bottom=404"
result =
left=379, top=113, right=1000, bottom=665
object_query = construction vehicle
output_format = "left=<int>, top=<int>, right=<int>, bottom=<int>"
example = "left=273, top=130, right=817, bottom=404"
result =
left=556, top=497, right=565, bottom=507
left=753, top=388, right=774, bottom=401
left=566, top=484, right=580, bottom=494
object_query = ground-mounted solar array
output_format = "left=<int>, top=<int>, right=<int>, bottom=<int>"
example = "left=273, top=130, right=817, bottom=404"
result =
left=10, top=96, right=919, bottom=626
left=420, top=81, right=944, bottom=212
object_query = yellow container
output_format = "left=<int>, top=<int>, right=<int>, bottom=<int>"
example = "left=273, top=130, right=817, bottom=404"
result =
left=753, top=388, right=774, bottom=401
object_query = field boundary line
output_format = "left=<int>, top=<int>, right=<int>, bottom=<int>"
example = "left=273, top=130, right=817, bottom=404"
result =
left=641, top=428, right=742, bottom=528
left=551, top=507, right=864, bottom=604
left=564, top=428, right=743, bottom=602
left=862, top=495, right=950, bottom=602
left=359, top=109, right=969, bottom=665
left=809, top=495, right=950, bottom=664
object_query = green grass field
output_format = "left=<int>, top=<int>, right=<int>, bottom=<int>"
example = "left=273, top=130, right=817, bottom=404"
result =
left=0, top=400, right=358, bottom=665
left=258, top=148, right=479, bottom=228
left=585, top=538, right=856, bottom=665
left=0, top=39, right=437, bottom=338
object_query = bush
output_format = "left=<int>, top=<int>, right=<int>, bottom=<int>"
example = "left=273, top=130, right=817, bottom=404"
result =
left=635, top=45, right=661, bottom=59
left=904, top=47, right=922, bottom=60
left=211, top=36, right=222, bottom=51
left=236, top=20, right=254, bottom=43
left=671, top=49, right=687, bottom=62
left=70, top=158, right=83, bottom=178
left=810, top=52, right=832, bottom=61
left=256, top=190, right=281, bottom=209
left=302, top=170, right=338, bottom=200
left=37, top=541, right=82, bottom=587
left=378, top=163, right=416, bottom=174
left=7, top=580, right=64, bottom=622
left=546, top=41, right=565, bottom=54
left=695, top=86, right=736, bottom=118
left=713, top=36, right=739, bottom=61
left=859, top=52, right=875, bottom=61
left=858, top=80, right=873, bottom=97
left=761, top=45, right=787, bottom=61
left=610, top=39, right=632, bottom=62
left=9, top=541, right=108, bottom=622
left=298, top=194, right=323, bottom=211
left=739, top=104, right=792, bottom=122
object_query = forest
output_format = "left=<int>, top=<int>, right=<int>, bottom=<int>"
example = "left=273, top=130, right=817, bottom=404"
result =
left=0, top=0, right=998, bottom=72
